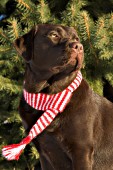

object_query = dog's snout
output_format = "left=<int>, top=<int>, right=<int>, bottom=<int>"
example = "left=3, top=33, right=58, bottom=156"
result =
left=69, top=42, right=83, bottom=51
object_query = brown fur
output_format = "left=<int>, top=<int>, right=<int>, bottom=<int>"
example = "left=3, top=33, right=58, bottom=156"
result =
left=15, top=24, right=113, bottom=170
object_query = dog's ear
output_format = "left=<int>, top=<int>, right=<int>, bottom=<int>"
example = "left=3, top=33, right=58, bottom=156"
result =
left=14, top=26, right=38, bottom=62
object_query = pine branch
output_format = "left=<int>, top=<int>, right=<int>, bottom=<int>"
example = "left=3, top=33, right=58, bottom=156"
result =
left=0, top=76, right=21, bottom=95
left=105, top=72, right=113, bottom=86
left=0, top=45, right=11, bottom=53
left=0, top=28, right=9, bottom=44
left=37, top=0, right=51, bottom=23
left=30, top=146, right=39, bottom=160
left=17, top=0, right=32, bottom=11
left=6, top=18, right=21, bottom=41
left=0, top=110, right=21, bottom=123
left=61, top=0, right=87, bottom=26
left=87, top=77, right=103, bottom=95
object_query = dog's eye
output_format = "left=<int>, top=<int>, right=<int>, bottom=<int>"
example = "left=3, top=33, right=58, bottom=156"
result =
left=75, top=37, right=79, bottom=41
left=51, top=33, right=59, bottom=38
left=72, top=34, right=79, bottom=42
left=50, top=33, right=60, bottom=41
left=48, top=32, right=60, bottom=44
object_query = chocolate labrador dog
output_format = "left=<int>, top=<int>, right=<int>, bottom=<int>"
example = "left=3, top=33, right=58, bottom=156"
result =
left=14, top=24, right=113, bottom=170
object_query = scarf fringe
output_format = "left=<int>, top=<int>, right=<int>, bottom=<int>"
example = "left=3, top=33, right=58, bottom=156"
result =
left=2, top=136, right=31, bottom=161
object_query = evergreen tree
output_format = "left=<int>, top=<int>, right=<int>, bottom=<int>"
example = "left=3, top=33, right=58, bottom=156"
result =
left=62, top=0, right=113, bottom=95
left=0, top=0, right=113, bottom=169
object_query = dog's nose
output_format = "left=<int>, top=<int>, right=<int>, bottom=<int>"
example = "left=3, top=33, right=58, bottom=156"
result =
left=69, top=42, right=83, bottom=51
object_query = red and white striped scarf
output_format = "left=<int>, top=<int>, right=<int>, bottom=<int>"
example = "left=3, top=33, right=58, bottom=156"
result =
left=2, top=71, right=82, bottom=161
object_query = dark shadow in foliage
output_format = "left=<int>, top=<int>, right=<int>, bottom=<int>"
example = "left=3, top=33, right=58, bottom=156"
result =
left=34, top=160, right=42, bottom=170
left=0, top=0, right=17, bottom=27
left=24, top=159, right=42, bottom=170
left=5, top=0, right=17, bottom=17
left=103, top=78, right=113, bottom=103
left=46, top=0, right=69, bottom=18
left=83, top=0, right=113, bottom=20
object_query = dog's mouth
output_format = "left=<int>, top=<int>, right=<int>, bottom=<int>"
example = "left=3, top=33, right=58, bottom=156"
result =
left=66, top=48, right=78, bottom=65
left=50, top=49, right=81, bottom=74
left=51, top=46, right=84, bottom=73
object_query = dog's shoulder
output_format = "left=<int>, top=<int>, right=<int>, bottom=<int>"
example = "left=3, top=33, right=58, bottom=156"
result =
left=72, top=78, right=113, bottom=114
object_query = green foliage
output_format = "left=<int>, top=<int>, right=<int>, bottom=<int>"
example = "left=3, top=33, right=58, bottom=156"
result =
left=62, top=0, right=88, bottom=27
left=0, top=0, right=113, bottom=169
left=0, top=0, right=54, bottom=169
left=62, top=2, right=113, bottom=94
left=0, top=0, right=8, bottom=7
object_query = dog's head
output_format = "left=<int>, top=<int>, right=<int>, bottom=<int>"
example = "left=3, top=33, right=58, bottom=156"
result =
left=14, top=24, right=84, bottom=81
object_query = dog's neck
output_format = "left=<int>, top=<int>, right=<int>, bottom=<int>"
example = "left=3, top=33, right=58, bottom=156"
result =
left=46, top=70, right=79, bottom=93
left=24, top=66, right=80, bottom=94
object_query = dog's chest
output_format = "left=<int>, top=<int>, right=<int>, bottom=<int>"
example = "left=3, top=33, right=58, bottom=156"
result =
left=36, top=117, right=72, bottom=157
